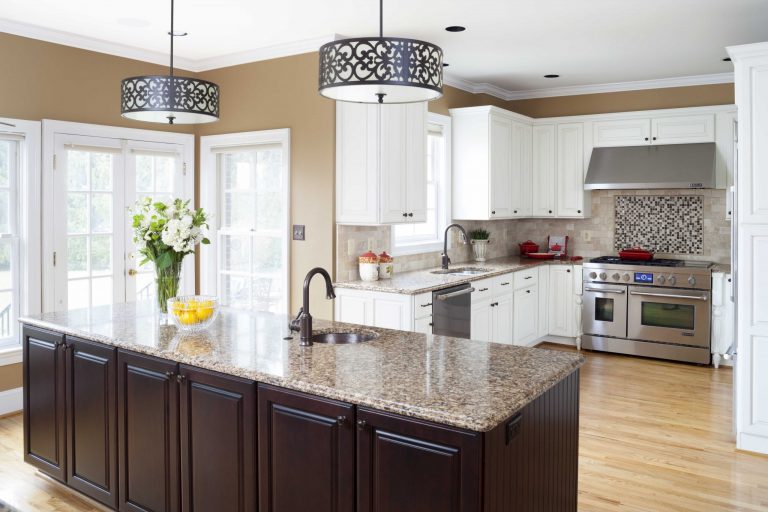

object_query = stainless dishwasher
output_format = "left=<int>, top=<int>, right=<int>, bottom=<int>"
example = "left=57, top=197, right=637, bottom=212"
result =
left=432, top=283, right=473, bottom=339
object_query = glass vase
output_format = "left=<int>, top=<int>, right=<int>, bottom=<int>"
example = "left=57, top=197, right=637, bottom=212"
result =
left=156, top=263, right=181, bottom=314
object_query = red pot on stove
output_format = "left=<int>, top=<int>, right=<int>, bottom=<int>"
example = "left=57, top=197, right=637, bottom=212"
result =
left=619, top=247, right=654, bottom=260
left=519, top=240, right=539, bottom=255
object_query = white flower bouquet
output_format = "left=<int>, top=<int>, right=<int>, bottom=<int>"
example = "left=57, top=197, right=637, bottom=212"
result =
left=130, top=197, right=210, bottom=313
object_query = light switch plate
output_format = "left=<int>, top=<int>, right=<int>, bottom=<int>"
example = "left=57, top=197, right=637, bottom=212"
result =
left=292, top=225, right=305, bottom=241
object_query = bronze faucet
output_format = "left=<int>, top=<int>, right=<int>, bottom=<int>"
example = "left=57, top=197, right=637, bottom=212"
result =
left=289, top=267, right=336, bottom=346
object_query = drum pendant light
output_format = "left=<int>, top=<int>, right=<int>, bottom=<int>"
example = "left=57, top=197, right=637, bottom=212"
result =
left=318, top=0, right=443, bottom=104
left=121, top=0, right=220, bottom=124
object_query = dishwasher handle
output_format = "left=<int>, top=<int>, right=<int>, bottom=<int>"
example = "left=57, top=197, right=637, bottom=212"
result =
left=436, top=287, right=475, bottom=301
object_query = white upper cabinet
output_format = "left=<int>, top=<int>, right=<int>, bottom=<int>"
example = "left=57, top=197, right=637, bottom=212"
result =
left=593, top=113, right=715, bottom=147
left=531, top=125, right=557, bottom=217
left=336, top=102, right=427, bottom=225
left=556, top=123, right=589, bottom=218
left=451, top=106, right=531, bottom=221
left=510, top=121, right=533, bottom=217
left=593, top=118, right=652, bottom=147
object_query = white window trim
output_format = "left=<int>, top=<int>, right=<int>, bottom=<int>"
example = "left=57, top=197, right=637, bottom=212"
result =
left=41, top=120, right=195, bottom=314
left=199, top=129, right=291, bottom=315
left=391, top=112, right=452, bottom=257
left=0, top=116, right=41, bottom=361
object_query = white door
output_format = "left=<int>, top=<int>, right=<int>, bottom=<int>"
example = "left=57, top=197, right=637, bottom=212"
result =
left=532, top=125, right=556, bottom=217
left=556, top=123, right=585, bottom=217
left=51, top=134, right=185, bottom=311
left=489, top=114, right=513, bottom=218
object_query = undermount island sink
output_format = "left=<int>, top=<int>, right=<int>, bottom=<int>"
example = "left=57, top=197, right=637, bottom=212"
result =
left=310, top=329, right=379, bottom=344
left=430, top=266, right=491, bottom=276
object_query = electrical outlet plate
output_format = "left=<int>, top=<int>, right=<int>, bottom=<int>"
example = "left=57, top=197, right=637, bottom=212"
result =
left=292, top=225, right=305, bottom=241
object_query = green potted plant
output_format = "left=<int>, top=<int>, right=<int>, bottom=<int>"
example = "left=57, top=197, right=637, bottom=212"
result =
left=469, top=229, right=491, bottom=262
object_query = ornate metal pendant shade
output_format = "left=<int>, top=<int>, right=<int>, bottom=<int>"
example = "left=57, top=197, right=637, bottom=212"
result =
left=318, top=0, right=443, bottom=104
left=121, top=0, right=219, bottom=124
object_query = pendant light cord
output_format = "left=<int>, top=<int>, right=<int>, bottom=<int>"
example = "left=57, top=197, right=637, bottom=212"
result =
left=169, top=0, right=174, bottom=78
left=167, top=0, right=176, bottom=123
left=379, top=0, right=383, bottom=37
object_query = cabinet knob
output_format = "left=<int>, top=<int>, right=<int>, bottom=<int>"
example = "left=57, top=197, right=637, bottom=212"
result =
left=491, top=210, right=496, bottom=215
left=165, top=371, right=174, bottom=378
left=176, top=374, right=186, bottom=384
left=526, top=290, right=531, bottom=294
left=566, top=269, right=571, bottom=273
left=337, top=416, right=347, bottom=426
left=357, top=419, right=368, bottom=430
left=644, top=137, right=649, bottom=141
left=728, top=211, right=732, bottom=216
left=548, top=210, right=553, bottom=214
left=653, top=136, right=657, bottom=141
left=402, top=212, right=408, bottom=217
left=408, top=212, right=413, bottom=217
left=514, top=210, right=518, bottom=214
left=577, top=210, right=582, bottom=214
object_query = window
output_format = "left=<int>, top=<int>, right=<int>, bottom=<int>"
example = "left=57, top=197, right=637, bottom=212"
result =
left=0, top=117, right=41, bottom=355
left=392, top=113, right=451, bottom=255
left=200, top=130, right=290, bottom=315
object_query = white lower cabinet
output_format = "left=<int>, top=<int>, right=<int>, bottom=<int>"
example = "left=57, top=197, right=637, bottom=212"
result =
left=373, top=296, right=411, bottom=330
left=537, top=266, right=550, bottom=338
left=334, top=289, right=413, bottom=331
left=513, top=285, right=538, bottom=346
left=548, top=265, right=577, bottom=337
left=493, top=293, right=515, bottom=345
left=414, top=316, right=433, bottom=335
left=471, top=297, right=493, bottom=343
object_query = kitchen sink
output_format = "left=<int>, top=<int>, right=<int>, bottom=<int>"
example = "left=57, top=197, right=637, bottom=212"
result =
left=430, top=267, right=491, bottom=276
left=311, top=329, right=379, bottom=344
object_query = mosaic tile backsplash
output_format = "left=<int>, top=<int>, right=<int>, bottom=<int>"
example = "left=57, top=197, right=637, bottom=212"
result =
left=614, top=195, right=703, bottom=254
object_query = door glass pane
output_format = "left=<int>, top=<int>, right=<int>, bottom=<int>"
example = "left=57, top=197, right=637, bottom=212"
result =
left=0, top=239, right=13, bottom=340
left=217, top=146, right=286, bottom=313
left=595, top=297, right=614, bottom=322
left=641, top=302, right=695, bottom=330
left=0, top=140, right=17, bottom=345
left=68, top=279, right=89, bottom=310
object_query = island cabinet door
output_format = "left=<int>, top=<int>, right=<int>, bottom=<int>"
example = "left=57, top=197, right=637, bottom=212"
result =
left=356, top=408, right=482, bottom=512
left=257, top=384, right=355, bottom=512
left=22, top=325, right=66, bottom=481
left=65, top=337, right=118, bottom=509
left=118, top=350, right=180, bottom=512
left=178, top=365, right=257, bottom=512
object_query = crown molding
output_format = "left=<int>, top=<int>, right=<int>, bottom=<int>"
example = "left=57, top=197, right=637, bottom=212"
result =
left=726, top=41, right=768, bottom=61
left=444, top=72, right=734, bottom=101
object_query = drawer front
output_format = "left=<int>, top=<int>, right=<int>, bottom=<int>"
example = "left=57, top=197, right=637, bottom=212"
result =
left=492, top=273, right=514, bottom=296
left=471, top=278, right=494, bottom=302
left=514, top=267, right=539, bottom=289
left=414, top=291, right=433, bottom=319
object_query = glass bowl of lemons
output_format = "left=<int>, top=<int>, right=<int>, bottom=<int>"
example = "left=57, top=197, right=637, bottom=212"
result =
left=167, top=295, right=220, bottom=332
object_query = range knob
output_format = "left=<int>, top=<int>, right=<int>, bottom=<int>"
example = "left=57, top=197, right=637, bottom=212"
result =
left=668, top=276, right=677, bottom=286
left=622, top=273, right=630, bottom=282
left=657, top=275, right=666, bottom=284
left=589, top=271, right=598, bottom=279
left=612, top=273, right=621, bottom=281
left=688, top=276, right=696, bottom=286
left=599, top=272, right=608, bottom=281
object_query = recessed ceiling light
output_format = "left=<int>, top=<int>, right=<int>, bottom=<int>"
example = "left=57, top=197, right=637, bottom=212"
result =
left=445, top=26, right=466, bottom=32
left=544, top=74, right=560, bottom=78
left=723, top=57, right=732, bottom=62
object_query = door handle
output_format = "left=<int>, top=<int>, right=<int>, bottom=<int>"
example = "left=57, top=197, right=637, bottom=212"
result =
left=629, top=291, right=708, bottom=301
left=128, top=269, right=138, bottom=276
left=436, top=287, right=475, bottom=300
left=585, top=287, right=625, bottom=294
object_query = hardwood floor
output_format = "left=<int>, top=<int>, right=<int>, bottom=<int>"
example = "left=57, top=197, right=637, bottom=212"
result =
left=1, top=347, right=767, bottom=511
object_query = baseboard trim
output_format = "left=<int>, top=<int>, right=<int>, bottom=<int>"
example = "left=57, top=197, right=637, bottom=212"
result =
left=737, top=432, right=768, bottom=456
left=537, top=336, right=577, bottom=347
left=0, top=387, right=22, bottom=416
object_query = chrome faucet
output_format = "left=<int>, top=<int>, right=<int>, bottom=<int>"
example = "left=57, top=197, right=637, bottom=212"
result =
left=441, top=223, right=469, bottom=269
left=289, top=267, right=336, bottom=346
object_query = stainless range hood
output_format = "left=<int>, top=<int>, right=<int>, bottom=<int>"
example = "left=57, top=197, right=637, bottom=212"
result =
left=584, top=142, right=716, bottom=190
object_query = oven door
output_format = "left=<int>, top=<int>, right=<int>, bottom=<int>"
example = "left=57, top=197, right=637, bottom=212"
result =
left=583, top=282, right=628, bottom=338
left=627, top=286, right=711, bottom=347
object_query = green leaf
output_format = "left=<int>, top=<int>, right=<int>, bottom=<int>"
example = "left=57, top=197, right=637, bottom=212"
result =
left=202, top=238, right=210, bottom=245
left=155, top=251, right=172, bottom=270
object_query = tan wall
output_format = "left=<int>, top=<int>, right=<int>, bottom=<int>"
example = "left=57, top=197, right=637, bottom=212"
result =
left=0, top=363, right=21, bottom=392
left=196, top=54, right=336, bottom=319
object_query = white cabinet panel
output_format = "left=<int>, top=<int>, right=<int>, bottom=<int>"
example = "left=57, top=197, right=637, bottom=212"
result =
left=336, top=294, right=373, bottom=325
left=513, top=286, right=538, bottom=346
left=537, top=266, right=550, bottom=338
left=489, top=113, right=514, bottom=218
left=414, top=316, right=433, bottom=335
left=373, top=296, right=411, bottom=330
left=413, top=291, right=433, bottom=319
left=556, top=123, right=586, bottom=218
left=715, top=111, right=737, bottom=219
left=651, top=114, right=715, bottom=144
left=532, top=125, right=556, bottom=217
left=593, top=118, right=651, bottom=147
left=513, top=267, right=538, bottom=289
left=510, top=121, right=533, bottom=217
left=493, top=295, right=514, bottom=345
left=471, top=298, right=492, bottom=342
left=492, top=273, right=514, bottom=297
left=548, top=265, right=575, bottom=337
left=336, top=103, right=379, bottom=224
left=379, top=105, right=408, bottom=224
left=405, top=103, right=428, bottom=222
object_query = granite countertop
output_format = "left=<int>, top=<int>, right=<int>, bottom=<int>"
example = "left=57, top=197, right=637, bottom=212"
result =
left=711, top=263, right=732, bottom=273
left=20, top=302, right=584, bottom=432
left=335, top=256, right=580, bottom=294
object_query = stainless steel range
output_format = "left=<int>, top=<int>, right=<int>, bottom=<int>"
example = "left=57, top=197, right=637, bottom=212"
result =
left=582, top=257, right=713, bottom=364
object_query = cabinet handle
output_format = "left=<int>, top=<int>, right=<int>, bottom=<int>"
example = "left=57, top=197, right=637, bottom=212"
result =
left=176, top=374, right=186, bottom=384
left=420, top=302, right=432, bottom=307
left=479, top=287, right=489, bottom=292
left=337, top=416, right=347, bottom=426
left=524, top=276, right=532, bottom=280
left=500, top=282, right=510, bottom=286
left=428, top=322, right=433, bottom=327
left=491, top=302, right=498, bottom=307
left=357, top=419, right=368, bottom=430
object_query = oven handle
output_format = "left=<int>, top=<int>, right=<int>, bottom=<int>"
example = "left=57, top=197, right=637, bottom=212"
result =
left=436, top=287, right=475, bottom=301
left=629, top=290, right=709, bottom=301
left=584, top=287, right=625, bottom=294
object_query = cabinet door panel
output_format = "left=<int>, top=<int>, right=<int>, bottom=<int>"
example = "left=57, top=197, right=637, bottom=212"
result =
left=593, top=118, right=651, bottom=147
left=23, top=326, right=66, bottom=481
left=514, top=287, right=538, bottom=346
left=489, top=115, right=513, bottom=218
left=405, top=103, right=428, bottom=222
left=380, top=105, right=408, bottom=223
left=549, top=266, right=575, bottom=337
left=652, top=114, right=715, bottom=144
left=471, top=299, right=492, bottom=342
left=510, top=121, right=532, bottom=217
left=357, top=408, right=481, bottom=512
left=336, top=294, right=373, bottom=326
left=532, top=125, right=556, bottom=217
left=179, top=365, right=256, bottom=512
left=556, top=123, right=585, bottom=217
left=373, top=297, right=410, bottom=330
left=336, top=103, right=379, bottom=224
left=118, top=350, right=180, bottom=512
left=414, top=316, right=433, bottom=335
left=492, top=295, right=514, bottom=345
left=258, top=385, right=355, bottom=512
left=66, top=337, right=117, bottom=508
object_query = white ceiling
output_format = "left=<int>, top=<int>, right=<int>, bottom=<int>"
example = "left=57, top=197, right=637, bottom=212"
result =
left=2, top=0, right=767, bottom=97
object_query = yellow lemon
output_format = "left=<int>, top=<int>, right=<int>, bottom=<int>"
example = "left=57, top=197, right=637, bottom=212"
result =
left=180, top=310, right=198, bottom=325
left=196, top=306, right=214, bottom=322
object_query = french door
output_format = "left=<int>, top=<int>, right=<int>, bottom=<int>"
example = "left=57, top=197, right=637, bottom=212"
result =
left=49, top=133, right=187, bottom=311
